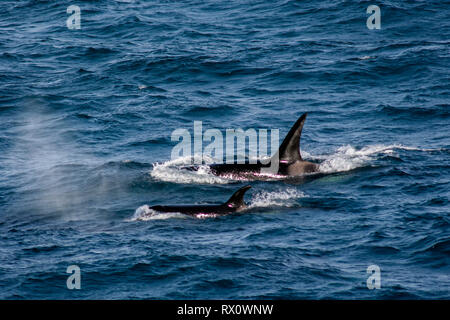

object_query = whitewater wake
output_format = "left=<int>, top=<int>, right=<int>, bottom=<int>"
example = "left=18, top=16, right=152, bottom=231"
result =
left=151, top=155, right=230, bottom=184
left=131, top=188, right=306, bottom=221
left=150, top=144, right=433, bottom=183
left=248, top=188, right=306, bottom=208
left=129, top=205, right=186, bottom=221
left=314, top=144, right=434, bottom=173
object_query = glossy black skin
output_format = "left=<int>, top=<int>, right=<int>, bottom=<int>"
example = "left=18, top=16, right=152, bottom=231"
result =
left=150, top=203, right=240, bottom=216
left=209, top=163, right=267, bottom=178
left=209, top=161, right=318, bottom=179
left=150, top=185, right=251, bottom=216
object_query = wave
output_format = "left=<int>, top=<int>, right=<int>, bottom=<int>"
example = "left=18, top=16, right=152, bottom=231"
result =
left=315, top=144, right=441, bottom=173
left=379, top=105, right=450, bottom=118
left=315, top=144, right=394, bottom=173
left=150, top=155, right=231, bottom=184
left=248, top=188, right=306, bottom=208
left=129, top=205, right=186, bottom=221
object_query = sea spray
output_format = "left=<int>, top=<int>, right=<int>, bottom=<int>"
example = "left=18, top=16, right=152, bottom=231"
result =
left=249, top=188, right=306, bottom=208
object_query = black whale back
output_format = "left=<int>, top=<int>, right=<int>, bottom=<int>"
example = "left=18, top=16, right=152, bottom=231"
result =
left=150, top=185, right=252, bottom=215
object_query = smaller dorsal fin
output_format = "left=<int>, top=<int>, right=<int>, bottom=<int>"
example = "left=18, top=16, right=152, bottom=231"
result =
left=273, top=113, right=307, bottom=163
left=224, top=185, right=251, bottom=208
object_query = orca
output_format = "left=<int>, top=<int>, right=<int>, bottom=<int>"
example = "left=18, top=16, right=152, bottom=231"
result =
left=207, top=113, right=319, bottom=179
left=150, top=185, right=251, bottom=216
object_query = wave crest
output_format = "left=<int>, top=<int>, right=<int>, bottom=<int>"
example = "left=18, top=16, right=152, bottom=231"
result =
left=129, top=205, right=185, bottom=221
left=150, top=155, right=230, bottom=184
left=249, top=188, right=306, bottom=208
left=317, top=144, right=424, bottom=173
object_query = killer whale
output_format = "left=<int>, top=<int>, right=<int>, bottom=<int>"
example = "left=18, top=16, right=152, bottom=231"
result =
left=207, top=113, right=319, bottom=179
left=150, top=185, right=251, bottom=216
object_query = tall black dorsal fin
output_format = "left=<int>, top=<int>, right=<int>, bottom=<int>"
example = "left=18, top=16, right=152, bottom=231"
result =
left=224, top=185, right=251, bottom=208
left=274, top=113, right=307, bottom=163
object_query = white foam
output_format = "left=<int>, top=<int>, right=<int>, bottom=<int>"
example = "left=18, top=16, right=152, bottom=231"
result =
left=315, top=144, right=432, bottom=173
left=129, top=205, right=185, bottom=221
left=388, top=145, right=444, bottom=152
left=316, top=144, right=389, bottom=173
left=194, top=213, right=219, bottom=219
left=359, top=55, right=375, bottom=60
left=249, top=188, right=306, bottom=208
left=150, top=155, right=231, bottom=184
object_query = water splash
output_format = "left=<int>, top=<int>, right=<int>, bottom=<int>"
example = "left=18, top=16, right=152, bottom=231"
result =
left=249, top=188, right=306, bottom=208
left=130, top=205, right=186, bottom=221
left=150, top=155, right=231, bottom=184
left=316, top=144, right=432, bottom=173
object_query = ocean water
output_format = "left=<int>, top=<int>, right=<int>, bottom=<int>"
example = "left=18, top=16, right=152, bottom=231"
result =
left=0, top=0, right=449, bottom=299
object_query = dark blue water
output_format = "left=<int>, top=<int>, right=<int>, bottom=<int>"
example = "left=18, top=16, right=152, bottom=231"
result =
left=0, top=0, right=449, bottom=299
